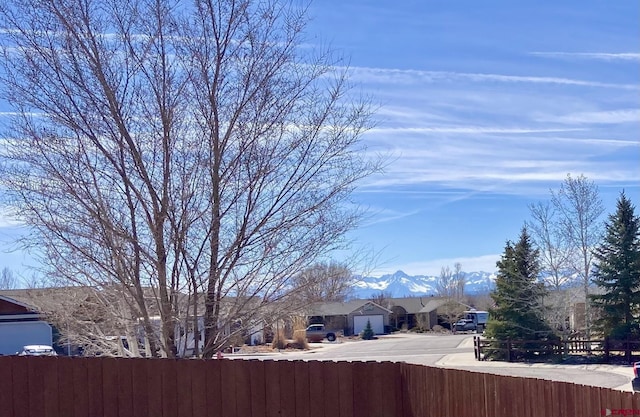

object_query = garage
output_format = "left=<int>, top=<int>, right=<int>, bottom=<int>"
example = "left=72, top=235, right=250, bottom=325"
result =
left=353, top=315, right=384, bottom=335
left=0, top=321, right=53, bottom=355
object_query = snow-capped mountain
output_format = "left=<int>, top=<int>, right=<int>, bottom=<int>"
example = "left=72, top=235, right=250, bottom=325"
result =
left=351, top=270, right=496, bottom=299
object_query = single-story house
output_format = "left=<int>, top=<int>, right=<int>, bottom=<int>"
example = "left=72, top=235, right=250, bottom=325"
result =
left=383, top=297, right=449, bottom=331
left=305, top=297, right=452, bottom=335
left=305, top=299, right=392, bottom=336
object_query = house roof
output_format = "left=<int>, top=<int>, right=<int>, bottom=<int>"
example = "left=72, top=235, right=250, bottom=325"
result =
left=0, top=287, right=97, bottom=313
left=380, top=297, right=449, bottom=314
left=306, top=299, right=392, bottom=316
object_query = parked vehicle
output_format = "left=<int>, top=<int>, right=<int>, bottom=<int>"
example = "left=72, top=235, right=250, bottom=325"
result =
left=453, top=319, right=477, bottom=332
left=453, top=309, right=489, bottom=333
left=305, top=324, right=339, bottom=342
left=17, top=345, right=57, bottom=356
left=632, top=362, right=640, bottom=392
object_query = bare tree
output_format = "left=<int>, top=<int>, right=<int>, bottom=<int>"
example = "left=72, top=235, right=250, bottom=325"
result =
left=527, top=201, right=573, bottom=334
left=434, top=263, right=467, bottom=328
left=290, top=262, right=354, bottom=303
left=369, top=290, right=393, bottom=308
left=0, top=267, right=17, bottom=289
left=0, top=0, right=378, bottom=357
left=528, top=202, right=573, bottom=291
left=551, top=174, right=604, bottom=338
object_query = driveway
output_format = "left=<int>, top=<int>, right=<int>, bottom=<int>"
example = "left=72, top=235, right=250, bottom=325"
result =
left=228, top=333, right=634, bottom=391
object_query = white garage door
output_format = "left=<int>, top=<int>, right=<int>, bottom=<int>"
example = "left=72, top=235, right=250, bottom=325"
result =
left=353, top=315, right=384, bottom=335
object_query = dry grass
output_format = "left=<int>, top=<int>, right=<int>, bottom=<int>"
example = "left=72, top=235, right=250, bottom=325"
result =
left=291, top=316, right=309, bottom=349
left=271, top=327, right=287, bottom=349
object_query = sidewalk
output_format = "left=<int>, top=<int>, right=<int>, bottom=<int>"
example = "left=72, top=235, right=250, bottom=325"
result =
left=435, top=336, right=635, bottom=392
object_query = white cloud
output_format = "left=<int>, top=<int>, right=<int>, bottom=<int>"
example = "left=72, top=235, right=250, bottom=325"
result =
left=530, top=52, right=640, bottom=62
left=535, top=109, right=640, bottom=124
left=344, top=66, right=639, bottom=90
left=0, top=208, right=23, bottom=228
left=368, top=126, right=584, bottom=134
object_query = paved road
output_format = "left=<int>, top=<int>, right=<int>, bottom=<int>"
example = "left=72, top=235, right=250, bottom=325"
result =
left=229, top=333, right=634, bottom=391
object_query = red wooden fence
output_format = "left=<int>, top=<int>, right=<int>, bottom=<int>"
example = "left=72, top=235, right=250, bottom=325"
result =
left=0, top=356, right=637, bottom=417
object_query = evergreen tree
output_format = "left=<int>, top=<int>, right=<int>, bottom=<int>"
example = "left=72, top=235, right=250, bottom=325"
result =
left=590, top=192, right=640, bottom=340
left=486, top=227, right=555, bottom=346
left=361, top=319, right=375, bottom=340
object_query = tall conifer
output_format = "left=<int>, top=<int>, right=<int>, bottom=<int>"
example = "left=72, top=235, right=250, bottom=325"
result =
left=486, top=227, right=554, bottom=344
left=591, top=192, right=640, bottom=340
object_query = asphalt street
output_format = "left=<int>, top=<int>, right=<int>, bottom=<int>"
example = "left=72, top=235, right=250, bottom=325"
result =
left=228, top=333, right=634, bottom=391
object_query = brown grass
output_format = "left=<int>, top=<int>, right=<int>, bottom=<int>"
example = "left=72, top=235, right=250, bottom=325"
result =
left=271, top=327, right=287, bottom=349
left=291, top=316, right=309, bottom=349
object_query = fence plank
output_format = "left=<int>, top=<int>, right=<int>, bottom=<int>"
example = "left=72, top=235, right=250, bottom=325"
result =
left=41, top=357, right=59, bottom=417
left=188, top=360, right=207, bottom=417
left=231, top=359, right=251, bottom=417
left=145, top=359, right=163, bottom=417
left=161, top=359, right=178, bottom=417
left=57, top=357, right=75, bottom=417
left=249, top=360, right=267, bottom=417
left=337, top=361, right=354, bottom=417
left=378, top=361, right=399, bottom=417
left=293, top=360, right=310, bottom=417
left=279, top=360, right=296, bottom=417
left=27, top=357, right=45, bottom=417
left=204, top=359, right=221, bottom=417
left=130, top=359, right=149, bottom=417
left=176, top=359, right=194, bottom=417
left=101, top=357, right=119, bottom=417
left=307, top=360, right=324, bottom=417
left=0, top=357, right=14, bottom=417
left=116, top=358, right=134, bottom=417
left=322, top=361, right=340, bottom=417
left=264, top=360, right=282, bottom=417
left=11, top=358, right=28, bottom=417
left=85, top=358, right=103, bottom=416
left=220, top=358, right=237, bottom=417
left=351, top=361, right=369, bottom=417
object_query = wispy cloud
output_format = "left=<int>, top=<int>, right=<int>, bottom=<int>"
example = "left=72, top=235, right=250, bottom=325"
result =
left=530, top=52, right=640, bottom=62
left=344, top=66, right=639, bottom=90
left=369, top=126, right=584, bottom=134
left=535, top=109, right=640, bottom=124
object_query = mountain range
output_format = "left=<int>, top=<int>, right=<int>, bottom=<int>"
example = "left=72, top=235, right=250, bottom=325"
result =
left=351, top=270, right=497, bottom=299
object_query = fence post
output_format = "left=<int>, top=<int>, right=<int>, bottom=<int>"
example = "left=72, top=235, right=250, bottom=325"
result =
left=604, top=336, right=610, bottom=362
left=474, top=336, right=479, bottom=360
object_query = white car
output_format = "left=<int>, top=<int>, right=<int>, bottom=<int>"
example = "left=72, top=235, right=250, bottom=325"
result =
left=17, top=345, right=57, bottom=356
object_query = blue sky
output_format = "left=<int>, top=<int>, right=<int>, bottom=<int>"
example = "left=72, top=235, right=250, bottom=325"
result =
left=305, top=0, right=640, bottom=276
left=0, top=0, right=639, bottom=280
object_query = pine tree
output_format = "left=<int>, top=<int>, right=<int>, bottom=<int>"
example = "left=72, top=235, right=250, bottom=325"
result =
left=486, top=227, right=555, bottom=347
left=361, top=319, right=375, bottom=340
left=590, top=192, right=640, bottom=340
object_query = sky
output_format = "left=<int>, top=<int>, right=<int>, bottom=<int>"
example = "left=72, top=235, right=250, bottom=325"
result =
left=0, top=0, right=639, bottom=280
left=304, top=0, right=640, bottom=276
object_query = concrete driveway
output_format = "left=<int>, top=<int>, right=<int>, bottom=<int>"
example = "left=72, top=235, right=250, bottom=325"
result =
left=228, top=333, right=634, bottom=391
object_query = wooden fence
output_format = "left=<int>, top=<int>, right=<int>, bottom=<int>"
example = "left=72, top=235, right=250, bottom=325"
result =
left=474, top=336, right=640, bottom=363
left=0, top=355, right=637, bottom=417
